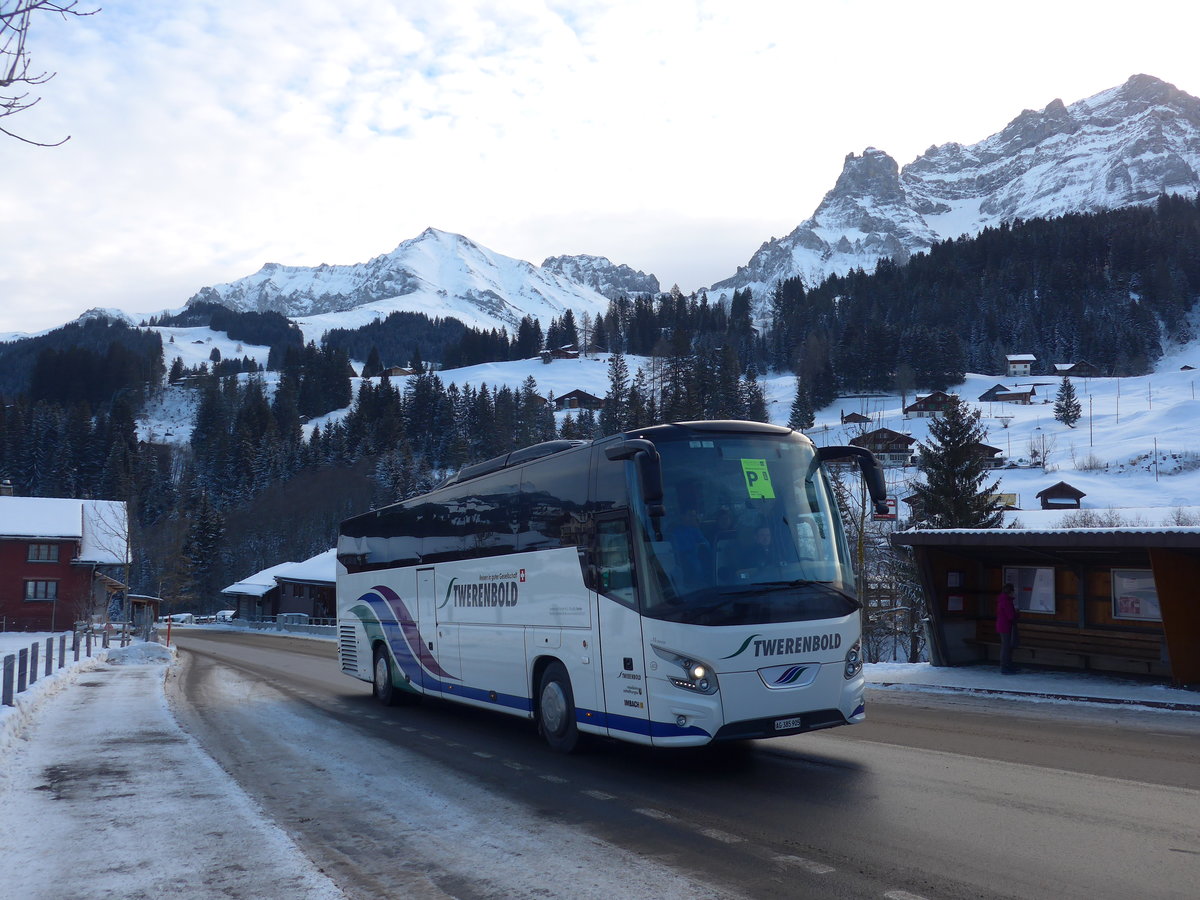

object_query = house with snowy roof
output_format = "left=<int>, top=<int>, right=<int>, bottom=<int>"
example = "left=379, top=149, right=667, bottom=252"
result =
left=0, top=494, right=130, bottom=632
left=849, top=428, right=916, bottom=467
left=553, top=389, right=605, bottom=411
left=903, top=390, right=957, bottom=418
left=221, top=548, right=336, bottom=621
left=221, top=561, right=296, bottom=621
left=274, top=548, right=337, bottom=620
left=1005, top=353, right=1036, bottom=377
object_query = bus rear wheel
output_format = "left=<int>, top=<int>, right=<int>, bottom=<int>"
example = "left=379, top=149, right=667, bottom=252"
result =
left=373, top=645, right=399, bottom=706
left=538, top=661, right=579, bottom=753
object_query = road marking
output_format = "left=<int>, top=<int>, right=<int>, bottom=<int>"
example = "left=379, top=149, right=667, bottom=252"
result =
left=504, top=761, right=528, bottom=771
left=885, top=891, right=930, bottom=900
left=420, top=733, right=440, bottom=741
left=774, top=855, right=835, bottom=875
left=583, top=789, right=615, bottom=800
left=634, top=808, right=672, bottom=820
left=699, top=827, right=744, bottom=844
left=539, top=774, right=568, bottom=784
left=473, top=751, right=494, bottom=759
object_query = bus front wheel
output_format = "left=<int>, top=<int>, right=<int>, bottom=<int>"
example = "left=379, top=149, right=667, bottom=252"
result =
left=373, top=645, right=399, bottom=706
left=537, top=661, right=579, bottom=753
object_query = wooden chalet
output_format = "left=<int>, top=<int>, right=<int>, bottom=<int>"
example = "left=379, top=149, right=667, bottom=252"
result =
left=850, top=428, right=915, bottom=467
left=971, top=442, right=1004, bottom=469
left=993, top=386, right=1036, bottom=405
left=1054, top=360, right=1102, bottom=378
left=977, top=384, right=1012, bottom=402
left=840, top=411, right=871, bottom=425
left=540, top=345, right=580, bottom=362
left=903, top=390, right=957, bottom=418
left=554, top=389, right=605, bottom=411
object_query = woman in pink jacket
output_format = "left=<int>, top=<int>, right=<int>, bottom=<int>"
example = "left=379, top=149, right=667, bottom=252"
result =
left=996, top=583, right=1019, bottom=674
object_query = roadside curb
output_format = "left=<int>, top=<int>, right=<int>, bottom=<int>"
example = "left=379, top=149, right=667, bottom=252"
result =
left=870, top=681, right=1200, bottom=714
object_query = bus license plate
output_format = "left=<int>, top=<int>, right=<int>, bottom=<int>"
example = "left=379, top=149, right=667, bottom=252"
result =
left=775, top=717, right=802, bottom=731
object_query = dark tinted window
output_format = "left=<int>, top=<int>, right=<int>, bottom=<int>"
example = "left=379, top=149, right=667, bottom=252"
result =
left=591, top=444, right=628, bottom=512
left=520, top=448, right=591, bottom=551
left=422, top=471, right=521, bottom=562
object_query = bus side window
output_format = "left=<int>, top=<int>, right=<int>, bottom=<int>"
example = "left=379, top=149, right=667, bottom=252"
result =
left=595, top=517, right=637, bottom=608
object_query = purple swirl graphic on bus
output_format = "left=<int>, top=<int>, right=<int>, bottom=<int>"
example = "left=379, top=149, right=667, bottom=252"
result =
left=358, top=584, right=458, bottom=681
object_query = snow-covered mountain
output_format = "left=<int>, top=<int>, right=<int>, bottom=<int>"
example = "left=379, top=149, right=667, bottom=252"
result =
left=712, top=74, right=1200, bottom=299
left=540, top=254, right=660, bottom=299
left=187, top=227, right=614, bottom=333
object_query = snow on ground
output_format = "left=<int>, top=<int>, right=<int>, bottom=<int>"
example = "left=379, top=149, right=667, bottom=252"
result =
left=134, top=338, right=1200, bottom=521
left=310, top=347, right=1200, bottom=523
left=116, top=285, right=1200, bottom=524
left=0, top=635, right=347, bottom=900
left=0, top=627, right=1194, bottom=900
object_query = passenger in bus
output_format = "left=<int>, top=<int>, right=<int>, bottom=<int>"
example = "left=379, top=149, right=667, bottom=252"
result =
left=668, top=507, right=713, bottom=590
left=704, top=506, right=736, bottom=545
left=723, top=523, right=787, bottom=581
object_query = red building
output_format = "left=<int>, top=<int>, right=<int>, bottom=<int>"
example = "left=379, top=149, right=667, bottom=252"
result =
left=0, top=496, right=130, bottom=632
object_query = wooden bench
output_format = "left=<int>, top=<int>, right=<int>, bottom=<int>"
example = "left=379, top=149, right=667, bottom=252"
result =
left=965, top=622, right=1167, bottom=676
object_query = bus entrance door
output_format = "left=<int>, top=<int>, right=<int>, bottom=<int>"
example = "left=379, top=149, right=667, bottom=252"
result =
left=418, top=567, right=455, bottom=692
left=594, top=515, right=652, bottom=744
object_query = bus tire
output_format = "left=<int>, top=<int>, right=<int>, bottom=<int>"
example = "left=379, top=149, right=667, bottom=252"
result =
left=537, top=661, right=579, bottom=753
left=373, top=644, right=399, bottom=706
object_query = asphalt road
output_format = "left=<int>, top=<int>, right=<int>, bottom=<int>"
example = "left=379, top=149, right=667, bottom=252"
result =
left=169, top=631, right=1200, bottom=900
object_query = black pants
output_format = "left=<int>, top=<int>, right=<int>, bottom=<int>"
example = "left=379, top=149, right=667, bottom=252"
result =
left=1000, top=629, right=1016, bottom=672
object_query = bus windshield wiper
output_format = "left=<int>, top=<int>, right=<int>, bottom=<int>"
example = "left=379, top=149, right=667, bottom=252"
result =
left=718, top=579, right=859, bottom=606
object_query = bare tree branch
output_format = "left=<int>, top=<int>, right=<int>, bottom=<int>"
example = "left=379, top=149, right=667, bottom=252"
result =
left=0, top=0, right=99, bottom=146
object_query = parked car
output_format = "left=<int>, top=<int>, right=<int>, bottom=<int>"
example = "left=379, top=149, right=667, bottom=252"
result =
left=215, top=610, right=237, bottom=622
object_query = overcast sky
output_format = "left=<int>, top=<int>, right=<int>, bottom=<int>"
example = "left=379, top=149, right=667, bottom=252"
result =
left=1, top=0, right=1196, bottom=335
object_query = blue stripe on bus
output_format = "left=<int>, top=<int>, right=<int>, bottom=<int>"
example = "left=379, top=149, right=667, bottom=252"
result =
left=354, top=590, right=710, bottom=740
left=575, top=707, right=711, bottom=739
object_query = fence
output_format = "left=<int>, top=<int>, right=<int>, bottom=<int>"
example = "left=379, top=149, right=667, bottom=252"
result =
left=233, top=616, right=337, bottom=638
left=1, top=629, right=133, bottom=708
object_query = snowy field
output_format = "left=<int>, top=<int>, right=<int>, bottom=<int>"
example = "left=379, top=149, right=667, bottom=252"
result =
left=138, top=319, right=1200, bottom=528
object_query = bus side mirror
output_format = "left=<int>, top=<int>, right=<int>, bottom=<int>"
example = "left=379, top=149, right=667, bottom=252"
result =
left=818, top=445, right=889, bottom=516
left=605, top=439, right=665, bottom=517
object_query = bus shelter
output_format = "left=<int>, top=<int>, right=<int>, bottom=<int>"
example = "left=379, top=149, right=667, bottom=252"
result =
left=891, top=528, right=1200, bottom=687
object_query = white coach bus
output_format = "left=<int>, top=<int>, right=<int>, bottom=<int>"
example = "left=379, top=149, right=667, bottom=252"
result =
left=336, top=420, right=888, bottom=752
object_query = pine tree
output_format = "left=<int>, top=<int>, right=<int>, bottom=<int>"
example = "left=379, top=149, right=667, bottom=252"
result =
left=560, top=309, right=579, bottom=348
left=788, top=379, right=815, bottom=430
left=1054, top=376, right=1083, bottom=428
left=600, top=352, right=630, bottom=435
left=590, top=315, right=609, bottom=353
left=740, top=368, right=768, bottom=423
left=912, top=399, right=1004, bottom=528
left=362, top=345, right=384, bottom=379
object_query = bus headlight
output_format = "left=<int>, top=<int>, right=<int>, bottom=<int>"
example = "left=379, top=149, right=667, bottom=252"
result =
left=844, top=640, right=863, bottom=679
left=652, top=645, right=719, bottom=695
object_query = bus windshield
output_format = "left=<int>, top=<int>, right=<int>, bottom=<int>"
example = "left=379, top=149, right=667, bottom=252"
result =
left=635, top=431, right=857, bottom=626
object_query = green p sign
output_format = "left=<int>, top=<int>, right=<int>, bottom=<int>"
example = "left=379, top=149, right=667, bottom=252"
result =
left=741, top=459, right=775, bottom=499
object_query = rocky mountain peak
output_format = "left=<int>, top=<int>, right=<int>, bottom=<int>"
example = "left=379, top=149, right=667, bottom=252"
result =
left=822, top=148, right=905, bottom=205
left=540, top=254, right=660, bottom=300
left=711, top=74, right=1200, bottom=304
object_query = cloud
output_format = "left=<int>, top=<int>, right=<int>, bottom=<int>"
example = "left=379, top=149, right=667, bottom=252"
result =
left=0, top=0, right=1196, bottom=334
